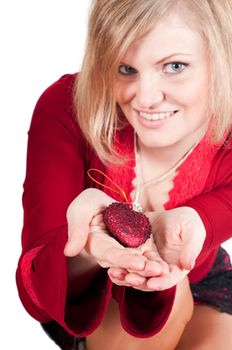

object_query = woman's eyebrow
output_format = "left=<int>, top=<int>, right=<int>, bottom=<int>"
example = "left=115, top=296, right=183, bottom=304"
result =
left=119, top=53, right=193, bottom=67
left=155, top=53, right=193, bottom=64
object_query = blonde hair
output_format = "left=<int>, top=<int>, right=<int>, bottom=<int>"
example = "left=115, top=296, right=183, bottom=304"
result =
left=74, top=0, right=232, bottom=164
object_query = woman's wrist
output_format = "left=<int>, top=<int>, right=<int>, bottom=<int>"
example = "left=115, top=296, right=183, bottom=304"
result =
left=66, top=250, right=100, bottom=300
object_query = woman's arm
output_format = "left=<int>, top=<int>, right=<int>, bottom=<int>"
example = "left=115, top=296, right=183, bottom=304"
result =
left=16, top=75, right=112, bottom=336
left=65, top=188, right=148, bottom=299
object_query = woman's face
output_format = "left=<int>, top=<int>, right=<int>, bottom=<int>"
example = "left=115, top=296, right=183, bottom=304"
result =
left=116, top=12, right=210, bottom=150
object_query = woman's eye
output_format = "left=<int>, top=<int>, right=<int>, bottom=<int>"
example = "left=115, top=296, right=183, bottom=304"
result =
left=118, top=65, right=137, bottom=76
left=163, top=62, right=188, bottom=74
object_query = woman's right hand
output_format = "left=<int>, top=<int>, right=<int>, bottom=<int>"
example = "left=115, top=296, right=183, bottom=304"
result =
left=64, top=188, right=114, bottom=257
left=64, top=188, right=147, bottom=273
left=86, top=213, right=147, bottom=273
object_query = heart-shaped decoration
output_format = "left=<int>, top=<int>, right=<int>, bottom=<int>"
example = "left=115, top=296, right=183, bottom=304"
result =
left=103, top=202, right=151, bottom=247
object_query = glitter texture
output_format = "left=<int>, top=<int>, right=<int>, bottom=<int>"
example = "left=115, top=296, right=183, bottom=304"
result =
left=103, top=202, right=151, bottom=247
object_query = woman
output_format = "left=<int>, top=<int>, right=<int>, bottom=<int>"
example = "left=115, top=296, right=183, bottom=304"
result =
left=16, top=0, right=232, bottom=349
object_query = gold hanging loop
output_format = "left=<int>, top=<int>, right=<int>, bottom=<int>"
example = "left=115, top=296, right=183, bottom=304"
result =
left=87, top=168, right=129, bottom=203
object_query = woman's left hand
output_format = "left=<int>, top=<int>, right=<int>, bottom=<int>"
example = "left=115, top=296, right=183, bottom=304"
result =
left=108, top=239, right=189, bottom=291
left=148, top=207, right=206, bottom=270
left=108, top=206, right=206, bottom=291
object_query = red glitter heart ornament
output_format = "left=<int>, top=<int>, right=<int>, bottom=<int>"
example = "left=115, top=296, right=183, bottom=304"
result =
left=103, top=202, right=151, bottom=248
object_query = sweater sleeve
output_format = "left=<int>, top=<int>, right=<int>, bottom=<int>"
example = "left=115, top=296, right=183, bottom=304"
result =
left=16, top=75, right=112, bottom=337
left=186, top=143, right=232, bottom=255
left=185, top=148, right=232, bottom=284
left=187, top=184, right=232, bottom=254
left=119, top=145, right=232, bottom=334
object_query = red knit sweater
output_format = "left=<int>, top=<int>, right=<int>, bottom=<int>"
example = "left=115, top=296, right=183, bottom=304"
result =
left=16, top=74, right=232, bottom=338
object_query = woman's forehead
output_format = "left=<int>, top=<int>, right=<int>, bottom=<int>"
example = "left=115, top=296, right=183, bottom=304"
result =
left=121, top=12, right=206, bottom=62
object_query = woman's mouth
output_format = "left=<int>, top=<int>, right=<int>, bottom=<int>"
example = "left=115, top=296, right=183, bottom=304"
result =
left=135, top=109, right=178, bottom=128
left=139, top=110, right=178, bottom=121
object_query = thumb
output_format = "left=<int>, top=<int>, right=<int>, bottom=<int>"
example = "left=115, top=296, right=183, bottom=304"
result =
left=179, top=229, right=205, bottom=270
left=64, top=193, right=94, bottom=257
left=64, top=228, right=88, bottom=257
left=63, top=188, right=115, bottom=257
left=179, top=243, right=198, bottom=270
left=64, top=220, right=89, bottom=257
left=179, top=207, right=206, bottom=270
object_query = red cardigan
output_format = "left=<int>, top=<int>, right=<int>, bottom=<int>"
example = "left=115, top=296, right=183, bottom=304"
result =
left=16, top=74, right=232, bottom=338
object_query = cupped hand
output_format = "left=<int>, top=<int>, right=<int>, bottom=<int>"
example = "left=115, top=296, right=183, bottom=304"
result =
left=64, top=188, right=147, bottom=272
left=85, top=213, right=147, bottom=272
left=108, top=238, right=170, bottom=291
left=108, top=206, right=206, bottom=291
left=147, top=207, right=206, bottom=270
left=108, top=243, right=189, bottom=292
left=64, top=188, right=114, bottom=257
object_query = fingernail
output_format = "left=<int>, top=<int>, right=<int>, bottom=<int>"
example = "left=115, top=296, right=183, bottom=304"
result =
left=150, top=285, right=161, bottom=291
left=116, top=273, right=125, bottom=281
left=190, top=257, right=196, bottom=269
left=187, top=252, right=196, bottom=269
left=128, top=281, right=139, bottom=287
left=63, top=245, right=68, bottom=255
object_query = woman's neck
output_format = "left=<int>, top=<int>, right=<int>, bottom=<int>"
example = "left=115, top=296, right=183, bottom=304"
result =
left=137, top=123, right=208, bottom=167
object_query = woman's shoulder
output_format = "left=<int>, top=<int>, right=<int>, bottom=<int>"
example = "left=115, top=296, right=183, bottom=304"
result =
left=207, top=132, right=232, bottom=186
left=28, top=73, right=86, bottom=143
left=214, top=131, right=232, bottom=162
left=44, top=73, right=77, bottom=93
left=36, top=73, right=78, bottom=112
left=30, top=73, right=78, bottom=123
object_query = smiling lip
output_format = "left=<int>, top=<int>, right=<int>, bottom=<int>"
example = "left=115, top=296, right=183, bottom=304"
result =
left=139, top=110, right=176, bottom=121
left=135, top=109, right=178, bottom=128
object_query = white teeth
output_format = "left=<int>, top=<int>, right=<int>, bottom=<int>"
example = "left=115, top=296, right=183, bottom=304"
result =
left=140, top=111, right=175, bottom=121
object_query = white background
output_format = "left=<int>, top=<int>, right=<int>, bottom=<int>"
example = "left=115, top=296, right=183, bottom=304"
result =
left=0, top=1, right=90, bottom=349
left=0, top=1, right=231, bottom=349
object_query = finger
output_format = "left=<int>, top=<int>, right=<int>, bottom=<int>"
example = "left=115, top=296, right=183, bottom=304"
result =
left=90, top=213, right=106, bottom=228
left=130, top=259, right=164, bottom=278
left=143, top=249, right=169, bottom=276
left=179, top=208, right=206, bottom=269
left=77, top=188, right=115, bottom=213
left=108, top=269, right=155, bottom=292
left=179, top=244, right=197, bottom=270
left=108, top=267, right=127, bottom=281
left=109, top=268, right=153, bottom=289
left=64, top=189, right=114, bottom=257
left=179, top=230, right=205, bottom=270
left=86, top=229, right=147, bottom=270
left=64, top=220, right=89, bottom=257
left=124, top=272, right=147, bottom=287
left=109, top=277, right=132, bottom=287
left=102, top=247, right=146, bottom=270
left=142, top=260, right=164, bottom=277
left=147, top=266, right=188, bottom=291
left=107, top=270, right=132, bottom=287
left=64, top=204, right=93, bottom=257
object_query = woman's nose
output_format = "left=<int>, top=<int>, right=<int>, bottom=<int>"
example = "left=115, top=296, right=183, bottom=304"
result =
left=135, top=75, right=165, bottom=110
